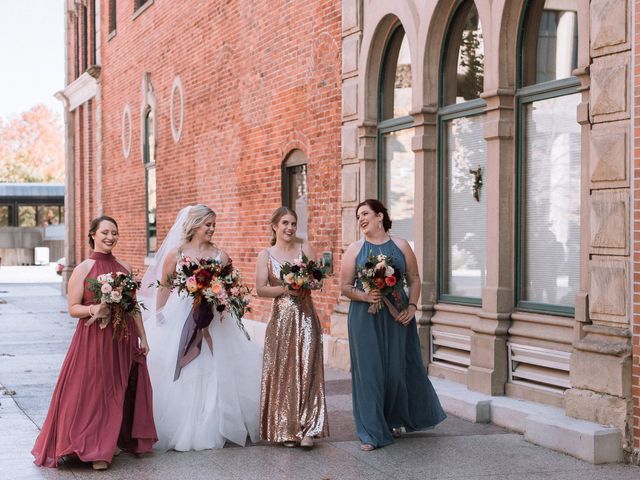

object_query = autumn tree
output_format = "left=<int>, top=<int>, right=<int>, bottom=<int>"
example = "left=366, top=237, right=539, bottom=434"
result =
left=0, top=104, right=64, bottom=183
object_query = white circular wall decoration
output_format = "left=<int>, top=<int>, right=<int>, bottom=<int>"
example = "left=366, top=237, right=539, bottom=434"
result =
left=121, top=104, right=132, bottom=158
left=170, top=75, right=184, bottom=143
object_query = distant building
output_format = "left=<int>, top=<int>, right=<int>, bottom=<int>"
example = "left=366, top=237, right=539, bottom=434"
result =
left=0, top=183, right=64, bottom=265
left=58, top=0, right=639, bottom=463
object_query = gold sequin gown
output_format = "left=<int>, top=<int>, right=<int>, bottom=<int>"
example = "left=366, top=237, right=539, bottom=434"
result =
left=259, top=254, right=329, bottom=442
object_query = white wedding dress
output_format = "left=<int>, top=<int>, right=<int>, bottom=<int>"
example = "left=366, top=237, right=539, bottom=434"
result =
left=141, top=208, right=262, bottom=452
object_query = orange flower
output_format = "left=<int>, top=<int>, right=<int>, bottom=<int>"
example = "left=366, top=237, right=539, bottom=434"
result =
left=385, top=276, right=397, bottom=287
left=374, top=278, right=385, bottom=289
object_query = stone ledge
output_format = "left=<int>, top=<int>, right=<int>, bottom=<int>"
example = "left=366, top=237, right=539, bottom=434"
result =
left=524, top=414, right=622, bottom=465
left=430, top=377, right=623, bottom=464
left=430, top=377, right=492, bottom=423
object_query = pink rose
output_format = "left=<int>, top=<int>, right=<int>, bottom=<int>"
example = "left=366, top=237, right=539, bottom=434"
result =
left=111, top=290, right=122, bottom=302
left=101, top=283, right=113, bottom=294
left=186, top=276, right=198, bottom=293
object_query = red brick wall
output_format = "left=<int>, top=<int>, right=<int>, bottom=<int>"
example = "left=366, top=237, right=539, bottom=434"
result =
left=633, top=0, right=640, bottom=458
left=76, top=0, right=342, bottom=329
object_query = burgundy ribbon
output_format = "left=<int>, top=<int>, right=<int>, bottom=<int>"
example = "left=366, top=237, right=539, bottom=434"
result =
left=173, top=300, right=214, bottom=381
left=366, top=296, right=401, bottom=319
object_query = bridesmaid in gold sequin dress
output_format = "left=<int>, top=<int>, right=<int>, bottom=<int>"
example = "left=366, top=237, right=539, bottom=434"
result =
left=255, top=207, right=329, bottom=449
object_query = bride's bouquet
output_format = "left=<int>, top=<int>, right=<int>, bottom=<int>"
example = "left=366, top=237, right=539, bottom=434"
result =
left=87, top=271, right=145, bottom=338
left=168, top=256, right=251, bottom=339
left=279, top=254, right=329, bottom=291
left=356, top=252, right=403, bottom=315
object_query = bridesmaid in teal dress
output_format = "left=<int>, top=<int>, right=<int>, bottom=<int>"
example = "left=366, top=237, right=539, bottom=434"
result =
left=340, top=199, right=446, bottom=451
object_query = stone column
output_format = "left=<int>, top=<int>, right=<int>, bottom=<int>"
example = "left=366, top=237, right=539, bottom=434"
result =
left=411, top=107, right=438, bottom=356
left=53, top=93, right=76, bottom=295
left=327, top=0, right=363, bottom=370
left=564, top=0, right=634, bottom=457
left=467, top=89, right=515, bottom=395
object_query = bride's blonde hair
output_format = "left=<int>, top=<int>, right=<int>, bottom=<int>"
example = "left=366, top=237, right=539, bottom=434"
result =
left=182, top=204, right=216, bottom=242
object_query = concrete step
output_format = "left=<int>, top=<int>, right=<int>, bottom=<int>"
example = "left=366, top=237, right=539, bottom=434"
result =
left=430, top=377, right=623, bottom=464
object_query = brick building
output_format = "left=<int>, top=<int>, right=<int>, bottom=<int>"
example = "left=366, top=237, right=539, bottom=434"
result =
left=58, top=0, right=639, bottom=464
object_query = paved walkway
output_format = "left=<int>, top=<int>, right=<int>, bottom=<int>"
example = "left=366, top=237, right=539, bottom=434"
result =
left=0, top=283, right=638, bottom=479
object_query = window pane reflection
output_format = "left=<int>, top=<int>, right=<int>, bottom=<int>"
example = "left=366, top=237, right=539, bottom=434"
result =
left=522, top=93, right=580, bottom=307
left=522, top=0, right=577, bottom=86
left=147, top=167, right=157, bottom=253
left=443, top=0, right=484, bottom=105
left=19, top=206, right=36, bottom=227
left=381, top=27, right=412, bottom=120
left=382, top=128, right=415, bottom=245
left=287, top=164, right=308, bottom=240
left=443, top=115, right=487, bottom=298
left=0, top=206, right=9, bottom=227
left=37, top=206, right=62, bottom=226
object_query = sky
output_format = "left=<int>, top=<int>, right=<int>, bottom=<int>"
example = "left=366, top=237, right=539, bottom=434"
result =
left=0, top=1, right=65, bottom=121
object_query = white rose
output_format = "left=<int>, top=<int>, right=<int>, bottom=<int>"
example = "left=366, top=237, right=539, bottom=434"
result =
left=385, top=266, right=395, bottom=276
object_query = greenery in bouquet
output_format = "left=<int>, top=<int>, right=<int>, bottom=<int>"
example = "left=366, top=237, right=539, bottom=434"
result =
left=356, top=252, right=403, bottom=313
left=164, top=255, right=251, bottom=339
left=279, top=254, right=329, bottom=291
left=87, top=271, right=145, bottom=338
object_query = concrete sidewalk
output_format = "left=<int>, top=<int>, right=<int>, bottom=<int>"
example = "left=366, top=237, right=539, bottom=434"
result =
left=0, top=283, right=638, bottom=479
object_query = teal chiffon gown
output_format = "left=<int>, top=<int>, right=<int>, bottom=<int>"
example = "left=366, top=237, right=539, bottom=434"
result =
left=348, top=239, right=446, bottom=448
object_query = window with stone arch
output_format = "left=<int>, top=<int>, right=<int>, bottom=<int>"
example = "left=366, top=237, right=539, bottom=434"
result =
left=377, top=23, right=415, bottom=246
left=143, top=107, right=157, bottom=255
left=282, top=150, right=308, bottom=240
left=516, top=0, right=580, bottom=315
left=438, top=0, right=487, bottom=304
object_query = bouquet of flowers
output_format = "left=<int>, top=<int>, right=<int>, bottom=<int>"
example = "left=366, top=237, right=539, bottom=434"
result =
left=87, top=271, right=145, bottom=338
left=168, top=256, right=251, bottom=339
left=356, top=252, right=403, bottom=315
left=279, top=254, right=329, bottom=292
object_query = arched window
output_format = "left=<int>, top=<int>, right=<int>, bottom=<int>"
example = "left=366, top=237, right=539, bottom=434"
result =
left=143, top=108, right=157, bottom=254
left=282, top=150, right=308, bottom=240
left=439, top=0, right=487, bottom=303
left=378, top=24, right=415, bottom=244
left=516, top=0, right=580, bottom=315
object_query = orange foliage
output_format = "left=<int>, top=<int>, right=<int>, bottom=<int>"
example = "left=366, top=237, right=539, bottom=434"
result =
left=0, top=104, right=64, bottom=183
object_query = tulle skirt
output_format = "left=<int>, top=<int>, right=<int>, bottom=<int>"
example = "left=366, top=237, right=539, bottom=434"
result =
left=145, top=293, right=262, bottom=451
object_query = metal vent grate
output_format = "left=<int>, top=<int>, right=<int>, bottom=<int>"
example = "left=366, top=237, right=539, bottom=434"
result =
left=430, top=330, right=471, bottom=370
left=508, top=342, right=570, bottom=391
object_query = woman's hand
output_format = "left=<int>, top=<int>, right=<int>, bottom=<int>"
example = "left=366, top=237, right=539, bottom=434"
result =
left=395, top=304, right=417, bottom=326
left=139, top=337, right=150, bottom=356
left=84, top=303, right=110, bottom=327
left=286, top=287, right=310, bottom=298
left=362, top=289, right=382, bottom=305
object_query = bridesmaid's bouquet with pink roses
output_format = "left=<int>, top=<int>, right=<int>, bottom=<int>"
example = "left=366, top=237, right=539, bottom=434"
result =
left=167, top=256, right=251, bottom=339
left=357, top=252, right=403, bottom=315
left=279, top=254, right=329, bottom=291
left=87, top=271, right=144, bottom=338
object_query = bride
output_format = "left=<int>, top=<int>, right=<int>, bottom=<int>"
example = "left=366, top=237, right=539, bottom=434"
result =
left=140, top=204, right=262, bottom=451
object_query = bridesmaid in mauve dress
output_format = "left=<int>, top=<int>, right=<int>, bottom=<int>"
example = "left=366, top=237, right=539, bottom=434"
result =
left=255, top=207, right=329, bottom=449
left=32, top=216, right=157, bottom=470
left=340, top=199, right=446, bottom=451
